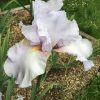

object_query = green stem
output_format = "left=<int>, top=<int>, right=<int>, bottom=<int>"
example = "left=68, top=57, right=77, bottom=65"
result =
left=30, top=0, right=33, bottom=17
left=15, top=0, right=31, bottom=14
left=30, top=75, right=45, bottom=100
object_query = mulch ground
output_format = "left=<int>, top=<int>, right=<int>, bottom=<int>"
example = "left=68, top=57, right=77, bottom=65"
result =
left=6, top=10, right=100, bottom=100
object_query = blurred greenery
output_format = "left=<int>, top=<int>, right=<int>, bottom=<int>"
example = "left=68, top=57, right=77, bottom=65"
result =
left=0, top=0, right=100, bottom=39
left=74, top=75, right=100, bottom=100
left=63, top=0, right=100, bottom=39
left=0, top=0, right=30, bottom=10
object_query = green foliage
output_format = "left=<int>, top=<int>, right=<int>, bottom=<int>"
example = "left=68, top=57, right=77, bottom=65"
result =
left=30, top=75, right=42, bottom=100
left=50, top=52, right=78, bottom=69
left=0, top=0, right=100, bottom=39
left=5, top=78, right=15, bottom=100
left=0, top=31, right=10, bottom=92
left=0, top=12, right=13, bottom=73
left=0, top=12, right=13, bottom=34
left=63, top=0, right=100, bottom=39
left=0, top=11, right=14, bottom=97
left=51, top=52, right=59, bottom=68
left=30, top=72, right=66, bottom=100
left=0, top=31, right=10, bottom=90
left=73, top=76, right=100, bottom=100
left=90, top=43, right=100, bottom=59
left=30, top=74, right=47, bottom=100
left=35, top=83, right=55, bottom=100
left=0, top=0, right=30, bottom=11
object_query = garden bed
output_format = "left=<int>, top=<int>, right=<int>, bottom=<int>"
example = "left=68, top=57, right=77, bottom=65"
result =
left=3, top=10, right=100, bottom=100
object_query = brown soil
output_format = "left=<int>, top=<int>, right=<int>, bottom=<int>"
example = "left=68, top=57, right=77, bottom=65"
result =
left=7, top=10, right=100, bottom=100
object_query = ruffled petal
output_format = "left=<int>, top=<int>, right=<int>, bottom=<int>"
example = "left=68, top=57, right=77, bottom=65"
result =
left=83, top=60, right=94, bottom=71
left=33, top=0, right=80, bottom=48
left=19, top=22, right=40, bottom=45
left=36, top=12, right=79, bottom=47
left=47, top=0, right=63, bottom=11
left=4, top=39, right=51, bottom=88
left=32, top=0, right=50, bottom=18
left=32, top=0, right=63, bottom=18
left=36, top=19, right=52, bottom=52
left=54, top=38, right=94, bottom=71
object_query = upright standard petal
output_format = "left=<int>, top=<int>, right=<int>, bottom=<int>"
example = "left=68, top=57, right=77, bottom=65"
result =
left=32, top=0, right=80, bottom=48
left=32, top=0, right=63, bottom=18
left=47, top=0, right=63, bottom=11
left=32, top=0, right=50, bottom=18
left=36, top=19, right=52, bottom=52
left=4, top=39, right=51, bottom=88
left=54, top=38, right=94, bottom=71
left=20, top=22, right=40, bottom=46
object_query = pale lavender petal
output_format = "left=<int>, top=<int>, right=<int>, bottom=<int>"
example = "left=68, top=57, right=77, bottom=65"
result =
left=83, top=60, right=94, bottom=71
left=32, top=0, right=50, bottom=18
left=4, top=41, right=51, bottom=88
left=36, top=19, right=52, bottom=52
left=47, top=0, right=63, bottom=11
left=55, top=38, right=94, bottom=71
left=19, top=21, right=40, bottom=45
left=32, top=0, right=63, bottom=16
left=7, top=43, right=27, bottom=62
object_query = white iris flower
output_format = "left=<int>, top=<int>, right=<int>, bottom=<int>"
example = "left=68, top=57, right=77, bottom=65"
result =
left=4, top=0, right=94, bottom=88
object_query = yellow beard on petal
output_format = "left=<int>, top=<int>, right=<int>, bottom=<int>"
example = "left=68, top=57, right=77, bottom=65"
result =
left=21, top=38, right=42, bottom=51
left=32, top=45, right=41, bottom=51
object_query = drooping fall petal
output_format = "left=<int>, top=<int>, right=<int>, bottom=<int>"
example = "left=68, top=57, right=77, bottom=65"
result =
left=4, top=39, right=51, bottom=88
left=55, top=38, right=94, bottom=71
left=83, top=60, right=94, bottom=71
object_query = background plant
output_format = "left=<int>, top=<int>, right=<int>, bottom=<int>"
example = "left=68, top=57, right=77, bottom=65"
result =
left=73, top=75, right=100, bottom=100
left=0, top=12, right=16, bottom=100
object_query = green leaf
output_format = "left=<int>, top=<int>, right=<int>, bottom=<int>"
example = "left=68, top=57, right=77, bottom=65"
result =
left=14, top=0, right=30, bottom=13
left=0, top=11, right=13, bottom=34
left=90, top=44, right=100, bottom=59
left=0, top=34, right=2, bottom=67
left=0, top=31, right=10, bottom=76
left=1, top=0, right=15, bottom=10
left=36, top=83, right=54, bottom=100
left=5, top=78, right=15, bottom=100
left=30, top=73, right=47, bottom=100
left=51, top=52, right=58, bottom=68
left=2, top=30, right=10, bottom=62
left=30, top=83, right=37, bottom=100
left=69, top=13, right=75, bottom=20
left=30, top=75, right=44, bottom=100
left=29, top=0, right=33, bottom=16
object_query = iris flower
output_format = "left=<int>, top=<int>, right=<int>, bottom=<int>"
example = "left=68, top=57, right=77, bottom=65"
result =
left=4, top=0, right=94, bottom=88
